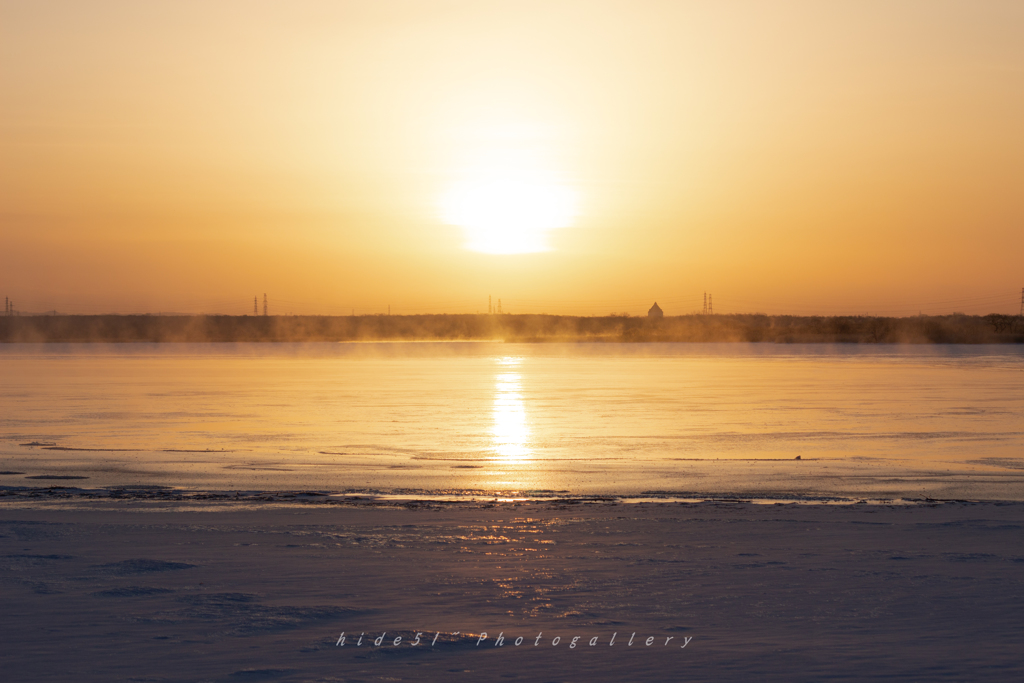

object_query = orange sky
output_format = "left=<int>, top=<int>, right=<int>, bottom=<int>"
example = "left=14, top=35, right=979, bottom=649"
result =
left=2, top=0, right=1022, bottom=316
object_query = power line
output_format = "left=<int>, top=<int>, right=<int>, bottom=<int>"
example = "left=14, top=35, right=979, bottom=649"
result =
left=4, top=287, right=1020, bottom=317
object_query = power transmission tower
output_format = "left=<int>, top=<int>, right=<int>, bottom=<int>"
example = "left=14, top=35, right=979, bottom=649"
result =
left=703, top=292, right=707, bottom=315
left=263, top=294, right=268, bottom=316
left=709, top=294, right=713, bottom=315
left=498, top=299, right=502, bottom=314
left=254, top=296, right=258, bottom=315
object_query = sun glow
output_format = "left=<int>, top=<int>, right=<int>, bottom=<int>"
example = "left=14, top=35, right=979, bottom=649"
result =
left=441, top=174, right=577, bottom=254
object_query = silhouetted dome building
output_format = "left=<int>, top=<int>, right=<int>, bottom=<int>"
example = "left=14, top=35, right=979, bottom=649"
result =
left=648, top=302, right=664, bottom=318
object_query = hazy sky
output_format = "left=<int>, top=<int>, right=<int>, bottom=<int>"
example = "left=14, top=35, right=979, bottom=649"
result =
left=2, top=0, right=1022, bottom=315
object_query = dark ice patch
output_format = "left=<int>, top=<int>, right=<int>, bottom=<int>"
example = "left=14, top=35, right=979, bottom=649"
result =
left=160, top=593, right=360, bottom=635
left=0, top=553, right=75, bottom=570
left=28, top=582, right=63, bottom=594
left=25, top=475, right=89, bottom=480
left=94, top=586, right=176, bottom=597
left=92, top=559, right=196, bottom=575
left=0, top=520, right=66, bottom=542
left=177, top=592, right=259, bottom=605
left=966, top=458, right=1024, bottom=470
left=42, top=446, right=134, bottom=451
left=944, top=552, right=998, bottom=562
left=229, top=670, right=296, bottom=679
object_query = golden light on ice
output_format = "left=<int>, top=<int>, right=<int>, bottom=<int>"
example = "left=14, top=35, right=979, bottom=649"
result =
left=441, top=174, right=577, bottom=254
left=491, top=357, right=531, bottom=460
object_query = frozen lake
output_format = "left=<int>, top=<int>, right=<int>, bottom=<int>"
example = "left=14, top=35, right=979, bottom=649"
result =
left=2, top=342, right=1023, bottom=500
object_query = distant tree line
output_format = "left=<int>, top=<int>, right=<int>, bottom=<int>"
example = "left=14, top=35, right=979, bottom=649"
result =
left=1, top=313, right=1022, bottom=343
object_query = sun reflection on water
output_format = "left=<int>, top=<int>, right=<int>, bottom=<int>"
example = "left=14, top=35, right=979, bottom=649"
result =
left=491, top=357, right=531, bottom=460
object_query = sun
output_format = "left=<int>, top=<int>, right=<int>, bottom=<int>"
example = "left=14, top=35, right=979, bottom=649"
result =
left=441, top=174, right=577, bottom=254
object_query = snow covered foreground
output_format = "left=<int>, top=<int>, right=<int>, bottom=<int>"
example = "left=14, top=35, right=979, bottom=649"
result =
left=1, top=500, right=1022, bottom=682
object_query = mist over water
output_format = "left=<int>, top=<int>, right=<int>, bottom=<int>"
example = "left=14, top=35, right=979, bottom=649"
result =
left=1, top=342, right=1023, bottom=500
